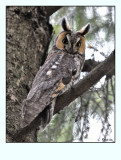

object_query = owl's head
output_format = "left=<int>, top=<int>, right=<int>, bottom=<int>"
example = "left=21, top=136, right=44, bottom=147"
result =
left=55, top=17, right=90, bottom=55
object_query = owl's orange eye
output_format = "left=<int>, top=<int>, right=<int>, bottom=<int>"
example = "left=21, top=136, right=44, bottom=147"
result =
left=76, top=41, right=81, bottom=47
left=62, top=37, right=68, bottom=44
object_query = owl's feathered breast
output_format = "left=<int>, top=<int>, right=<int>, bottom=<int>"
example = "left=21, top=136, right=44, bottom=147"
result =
left=22, top=48, right=83, bottom=127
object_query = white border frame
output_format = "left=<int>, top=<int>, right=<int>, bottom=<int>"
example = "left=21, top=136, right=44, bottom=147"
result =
left=0, top=0, right=120, bottom=160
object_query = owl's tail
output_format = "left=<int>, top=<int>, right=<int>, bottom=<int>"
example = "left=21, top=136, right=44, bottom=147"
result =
left=21, top=99, right=55, bottom=130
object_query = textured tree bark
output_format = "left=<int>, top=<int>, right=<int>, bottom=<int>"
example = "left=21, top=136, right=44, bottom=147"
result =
left=6, top=6, right=54, bottom=142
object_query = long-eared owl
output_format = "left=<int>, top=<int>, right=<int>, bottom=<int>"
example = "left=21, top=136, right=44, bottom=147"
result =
left=22, top=17, right=90, bottom=129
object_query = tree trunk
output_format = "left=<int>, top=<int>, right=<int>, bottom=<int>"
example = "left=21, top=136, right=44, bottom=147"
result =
left=6, top=6, right=54, bottom=142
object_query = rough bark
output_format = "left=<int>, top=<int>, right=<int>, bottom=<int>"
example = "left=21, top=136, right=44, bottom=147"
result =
left=6, top=6, right=54, bottom=142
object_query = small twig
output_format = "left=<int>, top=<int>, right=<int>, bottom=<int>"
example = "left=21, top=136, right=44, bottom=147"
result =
left=87, top=44, right=106, bottom=57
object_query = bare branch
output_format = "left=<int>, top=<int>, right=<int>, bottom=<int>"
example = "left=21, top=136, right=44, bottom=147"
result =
left=82, top=59, right=100, bottom=72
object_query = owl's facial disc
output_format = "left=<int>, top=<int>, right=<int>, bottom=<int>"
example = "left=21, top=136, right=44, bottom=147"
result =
left=56, top=31, right=86, bottom=55
left=66, top=33, right=85, bottom=55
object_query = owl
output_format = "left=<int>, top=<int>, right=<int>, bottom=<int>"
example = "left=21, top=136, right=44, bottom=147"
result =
left=22, top=17, right=90, bottom=129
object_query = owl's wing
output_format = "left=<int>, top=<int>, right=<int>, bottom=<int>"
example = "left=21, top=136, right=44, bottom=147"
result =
left=22, top=50, right=76, bottom=128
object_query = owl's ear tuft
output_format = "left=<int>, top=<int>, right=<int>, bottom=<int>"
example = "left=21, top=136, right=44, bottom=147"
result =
left=80, top=23, right=91, bottom=36
left=61, top=17, right=70, bottom=31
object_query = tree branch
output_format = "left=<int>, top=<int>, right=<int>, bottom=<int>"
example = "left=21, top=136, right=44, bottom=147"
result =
left=82, top=59, right=100, bottom=72
left=45, top=6, right=62, bottom=17
left=54, top=50, right=115, bottom=113
left=12, top=50, right=115, bottom=142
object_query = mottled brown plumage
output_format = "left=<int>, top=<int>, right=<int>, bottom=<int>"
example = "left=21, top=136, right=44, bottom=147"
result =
left=21, top=17, right=90, bottom=129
